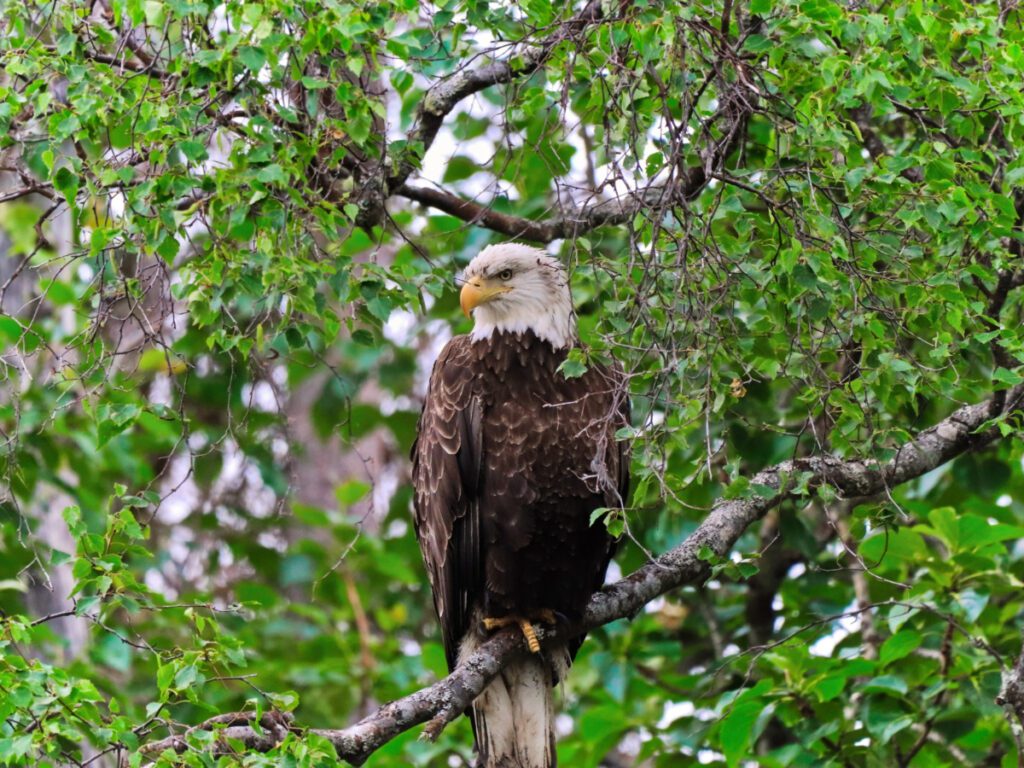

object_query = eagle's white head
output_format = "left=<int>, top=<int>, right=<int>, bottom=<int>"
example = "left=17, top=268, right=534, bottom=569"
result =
left=459, top=243, right=575, bottom=349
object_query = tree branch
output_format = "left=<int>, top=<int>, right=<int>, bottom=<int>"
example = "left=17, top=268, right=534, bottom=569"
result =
left=48, top=46, right=171, bottom=81
left=396, top=182, right=678, bottom=244
left=387, top=0, right=608, bottom=192
left=136, top=385, right=1022, bottom=766
left=0, top=184, right=55, bottom=204
left=997, top=628, right=1024, bottom=758
left=394, top=75, right=756, bottom=242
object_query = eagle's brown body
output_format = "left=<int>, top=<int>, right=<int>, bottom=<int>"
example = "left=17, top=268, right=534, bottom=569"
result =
left=412, top=328, right=629, bottom=767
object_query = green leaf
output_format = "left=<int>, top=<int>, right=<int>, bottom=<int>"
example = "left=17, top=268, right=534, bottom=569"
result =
left=589, top=507, right=611, bottom=526
left=863, top=675, right=909, bottom=696
left=63, top=505, right=84, bottom=536
left=237, top=45, right=267, bottom=71
left=559, top=349, right=588, bottom=379
left=53, top=166, right=79, bottom=207
left=337, top=480, right=370, bottom=505
left=860, top=528, right=927, bottom=565
left=927, top=506, right=959, bottom=549
left=993, top=367, right=1024, bottom=387
left=720, top=700, right=763, bottom=767
left=178, top=140, right=208, bottom=163
left=174, top=664, right=199, bottom=688
left=443, top=156, right=479, bottom=183
left=880, top=629, right=921, bottom=665
left=956, top=588, right=989, bottom=623
left=256, top=164, right=289, bottom=184
left=959, top=515, right=1024, bottom=550
left=266, top=691, right=299, bottom=712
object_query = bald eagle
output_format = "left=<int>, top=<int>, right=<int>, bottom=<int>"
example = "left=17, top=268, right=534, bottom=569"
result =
left=412, top=244, right=630, bottom=768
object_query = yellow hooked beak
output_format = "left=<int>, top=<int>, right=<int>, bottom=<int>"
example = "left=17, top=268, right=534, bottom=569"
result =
left=460, top=276, right=510, bottom=318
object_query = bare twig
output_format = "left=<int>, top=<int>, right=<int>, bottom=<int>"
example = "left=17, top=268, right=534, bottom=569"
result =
left=0, top=184, right=56, bottom=204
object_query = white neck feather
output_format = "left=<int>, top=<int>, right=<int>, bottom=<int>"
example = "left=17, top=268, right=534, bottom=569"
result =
left=470, top=292, right=575, bottom=349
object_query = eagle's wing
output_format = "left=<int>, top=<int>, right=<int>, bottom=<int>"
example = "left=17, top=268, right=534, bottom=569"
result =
left=566, top=362, right=631, bottom=661
left=411, top=336, right=482, bottom=671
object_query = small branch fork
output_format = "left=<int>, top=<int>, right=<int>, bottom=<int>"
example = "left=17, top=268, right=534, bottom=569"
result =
left=391, top=8, right=757, bottom=242
left=392, top=78, right=755, bottom=242
left=134, top=385, right=1024, bottom=766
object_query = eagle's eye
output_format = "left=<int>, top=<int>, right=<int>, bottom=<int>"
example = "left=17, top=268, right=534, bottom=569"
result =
left=498, top=269, right=513, bottom=281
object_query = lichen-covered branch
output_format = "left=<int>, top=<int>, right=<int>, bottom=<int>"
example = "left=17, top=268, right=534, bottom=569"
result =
left=136, top=385, right=1022, bottom=766
left=997, top=629, right=1024, bottom=757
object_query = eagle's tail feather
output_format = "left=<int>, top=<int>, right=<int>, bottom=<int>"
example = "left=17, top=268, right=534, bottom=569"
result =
left=460, top=633, right=568, bottom=768
left=472, top=654, right=555, bottom=768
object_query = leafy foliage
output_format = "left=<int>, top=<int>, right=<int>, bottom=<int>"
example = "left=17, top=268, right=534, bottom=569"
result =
left=1, top=0, right=1023, bottom=766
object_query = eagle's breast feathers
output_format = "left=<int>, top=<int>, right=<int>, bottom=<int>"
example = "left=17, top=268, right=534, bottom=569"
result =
left=412, top=331, right=628, bottom=667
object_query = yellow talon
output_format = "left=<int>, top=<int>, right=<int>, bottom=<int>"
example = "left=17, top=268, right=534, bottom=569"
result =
left=482, top=611, right=558, bottom=653
left=519, top=619, right=540, bottom=653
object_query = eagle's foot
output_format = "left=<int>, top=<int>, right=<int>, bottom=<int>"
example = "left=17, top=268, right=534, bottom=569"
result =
left=482, top=615, right=539, bottom=652
left=482, top=610, right=558, bottom=653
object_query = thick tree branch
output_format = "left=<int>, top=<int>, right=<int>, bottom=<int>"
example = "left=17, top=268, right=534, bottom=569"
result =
left=387, top=0, right=607, bottom=192
left=136, top=385, right=1022, bottom=766
left=396, top=182, right=677, bottom=244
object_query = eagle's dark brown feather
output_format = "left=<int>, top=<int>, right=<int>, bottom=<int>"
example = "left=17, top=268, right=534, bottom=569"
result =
left=411, top=329, right=629, bottom=673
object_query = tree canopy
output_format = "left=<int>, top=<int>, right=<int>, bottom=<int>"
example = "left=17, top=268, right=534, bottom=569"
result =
left=1, top=0, right=1024, bottom=766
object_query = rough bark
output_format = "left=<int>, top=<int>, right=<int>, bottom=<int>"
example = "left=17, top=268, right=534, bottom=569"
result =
left=396, top=183, right=677, bottom=244
left=998, top=631, right=1024, bottom=758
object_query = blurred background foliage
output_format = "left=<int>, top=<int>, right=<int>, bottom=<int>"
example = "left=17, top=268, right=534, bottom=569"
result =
left=1, top=0, right=1024, bottom=765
